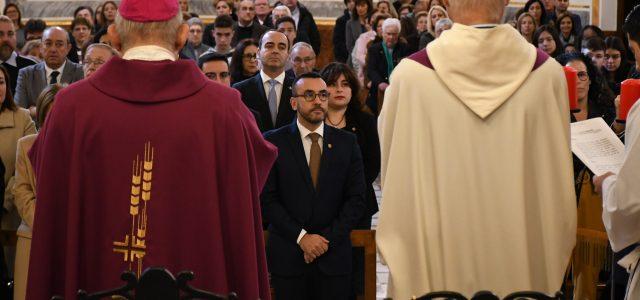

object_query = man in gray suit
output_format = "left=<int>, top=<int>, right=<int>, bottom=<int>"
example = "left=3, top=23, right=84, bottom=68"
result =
left=15, top=26, right=84, bottom=117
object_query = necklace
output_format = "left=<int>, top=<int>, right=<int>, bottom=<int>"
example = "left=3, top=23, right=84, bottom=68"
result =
left=326, top=113, right=346, bottom=127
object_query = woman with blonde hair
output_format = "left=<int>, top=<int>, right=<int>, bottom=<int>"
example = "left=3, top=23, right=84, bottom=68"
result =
left=516, top=12, right=537, bottom=43
left=418, top=5, right=448, bottom=49
left=13, top=84, right=62, bottom=300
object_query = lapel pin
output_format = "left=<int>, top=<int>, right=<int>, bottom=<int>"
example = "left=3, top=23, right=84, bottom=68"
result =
left=328, top=144, right=332, bottom=149
left=351, top=127, right=356, bottom=131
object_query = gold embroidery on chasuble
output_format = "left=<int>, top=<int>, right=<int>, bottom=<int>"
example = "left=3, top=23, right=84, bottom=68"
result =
left=113, top=142, right=154, bottom=278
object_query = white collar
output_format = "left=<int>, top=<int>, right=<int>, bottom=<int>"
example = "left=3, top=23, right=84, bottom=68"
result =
left=260, top=70, right=285, bottom=85
left=297, top=118, right=324, bottom=139
left=1, top=51, right=17, bottom=67
left=472, top=23, right=499, bottom=29
left=238, top=21, right=254, bottom=28
left=45, top=60, right=66, bottom=75
left=122, top=45, right=176, bottom=61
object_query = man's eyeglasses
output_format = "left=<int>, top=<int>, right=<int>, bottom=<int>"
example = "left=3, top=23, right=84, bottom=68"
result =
left=205, top=72, right=230, bottom=80
left=83, top=58, right=106, bottom=67
left=243, top=53, right=258, bottom=60
left=293, top=57, right=315, bottom=65
left=293, top=90, right=330, bottom=102
left=577, top=71, right=589, bottom=81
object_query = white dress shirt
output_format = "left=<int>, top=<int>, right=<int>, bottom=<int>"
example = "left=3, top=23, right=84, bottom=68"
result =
left=44, top=60, right=66, bottom=84
left=295, top=118, right=324, bottom=244
left=1, top=51, right=17, bottom=67
left=260, top=70, right=286, bottom=114
left=122, top=45, right=177, bottom=61
left=291, top=6, right=300, bottom=27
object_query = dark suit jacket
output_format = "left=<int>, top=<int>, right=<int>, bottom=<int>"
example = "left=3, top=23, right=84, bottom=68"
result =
left=262, top=122, right=366, bottom=276
left=344, top=110, right=380, bottom=222
left=180, top=42, right=213, bottom=61
left=366, top=41, right=411, bottom=101
left=232, top=22, right=268, bottom=47
left=232, top=72, right=296, bottom=132
left=257, top=14, right=274, bottom=28
left=333, top=10, right=351, bottom=63
left=15, top=60, right=84, bottom=109
left=2, top=54, right=36, bottom=96
left=293, top=4, right=321, bottom=55
left=202, top=23, right=216, bottom=49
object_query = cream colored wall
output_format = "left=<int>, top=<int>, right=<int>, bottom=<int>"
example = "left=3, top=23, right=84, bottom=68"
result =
left=599, top=0, right=617, bottom=31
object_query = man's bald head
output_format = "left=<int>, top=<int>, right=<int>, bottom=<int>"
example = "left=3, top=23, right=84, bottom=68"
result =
left=43, top=26, right=70, bottom=43
left=443, top=0, right=507, bottom=24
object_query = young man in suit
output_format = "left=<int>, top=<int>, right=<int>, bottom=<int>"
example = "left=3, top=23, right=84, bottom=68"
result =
left=262, top=72, right=366, bottom=300
left=15, top=27, right=83, bottom=118
left=233, top=30, right=295, bottom=132
left=0, top=16, right=36, bottom=96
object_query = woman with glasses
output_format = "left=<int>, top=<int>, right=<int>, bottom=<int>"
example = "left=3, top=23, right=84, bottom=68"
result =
left=603, top=36, right=632, bottom=95
left=558, top=52, right=617, bottom=300
left=230, top=39, right=260, bottom=84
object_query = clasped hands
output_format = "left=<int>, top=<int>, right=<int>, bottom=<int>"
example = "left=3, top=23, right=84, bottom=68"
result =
left=299, top=234, right=329, bottom=264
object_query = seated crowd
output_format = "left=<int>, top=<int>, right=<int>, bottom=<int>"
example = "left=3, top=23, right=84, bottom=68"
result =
left=0, top=0, right=636, bottom=299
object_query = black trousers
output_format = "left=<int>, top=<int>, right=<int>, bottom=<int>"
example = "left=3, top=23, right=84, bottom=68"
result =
left=271, top=263, right=351, bottom=300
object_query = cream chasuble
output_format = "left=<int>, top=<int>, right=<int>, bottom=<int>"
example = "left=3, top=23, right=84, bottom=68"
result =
left=376, top=24, right=577, bottom=299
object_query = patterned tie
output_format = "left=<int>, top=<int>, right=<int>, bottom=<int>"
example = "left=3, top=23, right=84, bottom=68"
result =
left=50, top=71, right=60, bottom=84
left=268, top=79, right=278, bottom=126
left=308, top=132, right=321, bottom=188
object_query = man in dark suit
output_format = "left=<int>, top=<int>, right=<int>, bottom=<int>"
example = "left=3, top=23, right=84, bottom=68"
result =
left=279, top=0, right=321, bottom=55
left=233, top=0, right=269, bottom=47
left=262, top=72, right=366, bottom=300
left=233, top=30, right=295, bottom=132
left=15, top=27, right=83, bottom=118
left=333, top=0, right=354, bottom=63
left=254, top=0, right=273, bottom=27
left=366, top=18, right=410, bottom=112
left=0, top=16, right=36, bottom=96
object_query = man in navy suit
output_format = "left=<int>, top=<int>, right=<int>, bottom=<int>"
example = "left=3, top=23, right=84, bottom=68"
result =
left=262, top=72, right=366, bottom=300
left=233, top=30, right=295, bottom=132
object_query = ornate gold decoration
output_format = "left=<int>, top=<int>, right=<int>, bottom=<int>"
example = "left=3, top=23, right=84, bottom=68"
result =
left=113, top=142, right=154, bottom=278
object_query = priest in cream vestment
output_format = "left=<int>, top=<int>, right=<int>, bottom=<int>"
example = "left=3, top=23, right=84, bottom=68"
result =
left=376, top=0, right=577, bottom=298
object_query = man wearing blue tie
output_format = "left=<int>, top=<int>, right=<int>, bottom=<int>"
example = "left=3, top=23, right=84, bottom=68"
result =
left=233, top=30, right=296, bottom=132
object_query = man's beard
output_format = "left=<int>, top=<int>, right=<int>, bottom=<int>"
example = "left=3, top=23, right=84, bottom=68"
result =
left=300, top=106, right=326, bottom=125
left=0, top=43, right=14, bottom=61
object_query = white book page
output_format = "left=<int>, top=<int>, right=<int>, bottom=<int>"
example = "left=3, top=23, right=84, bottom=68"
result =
left=571, top=117, right=625, bottom=176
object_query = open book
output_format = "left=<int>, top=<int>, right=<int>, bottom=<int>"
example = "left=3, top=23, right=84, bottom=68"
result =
left=571, top=117, right=625, bottom=176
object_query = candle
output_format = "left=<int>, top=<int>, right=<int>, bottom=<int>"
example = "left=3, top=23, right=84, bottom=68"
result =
left=619, top=79, right=640, bottom=123
left=563, top=66, right=579, bottom=113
